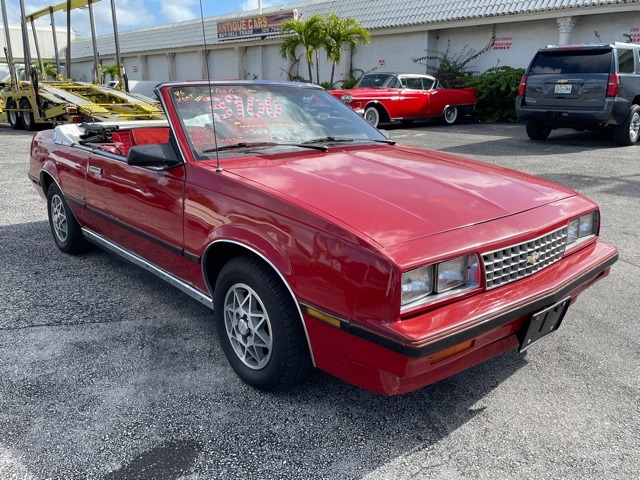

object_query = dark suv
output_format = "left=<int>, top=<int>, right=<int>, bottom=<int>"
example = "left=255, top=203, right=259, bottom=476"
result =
left=516, top=43, right=640, bottom=145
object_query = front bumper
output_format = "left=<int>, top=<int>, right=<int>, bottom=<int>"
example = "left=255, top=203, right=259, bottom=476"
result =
left=304, top=240, right=617, bottom=394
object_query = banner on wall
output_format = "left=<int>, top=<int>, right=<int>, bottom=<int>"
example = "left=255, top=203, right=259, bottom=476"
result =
left=217, top=11, right=297, bottom=39
left=493, top=36, right=514, bottom=50
left=630, top=27, right=640, bottom=43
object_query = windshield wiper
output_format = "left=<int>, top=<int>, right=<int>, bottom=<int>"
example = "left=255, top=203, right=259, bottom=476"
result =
left=202, top=141, right=328, bottom=154
left=301, top=136, right=354, bottom=145
left=202, top=142, right=278, bottom=153
left=373, top=138, right=396, bottom=145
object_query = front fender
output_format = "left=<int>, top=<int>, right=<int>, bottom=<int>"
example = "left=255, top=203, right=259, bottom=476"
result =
left=202, top=223, right=295, bottom=296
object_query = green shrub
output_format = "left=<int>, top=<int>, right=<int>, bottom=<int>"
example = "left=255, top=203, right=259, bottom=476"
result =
left=469, top=66, right=525, bottom=122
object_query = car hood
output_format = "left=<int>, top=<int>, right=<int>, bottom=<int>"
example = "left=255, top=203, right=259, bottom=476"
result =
left=227, top=146, right=575, bottom=248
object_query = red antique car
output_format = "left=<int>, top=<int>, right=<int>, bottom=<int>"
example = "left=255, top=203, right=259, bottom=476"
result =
left=329, top=73, right=478, bottom=127
left=28, top=81, right=617, bottom=395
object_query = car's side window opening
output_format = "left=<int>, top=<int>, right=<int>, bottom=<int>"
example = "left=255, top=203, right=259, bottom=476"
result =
left=79, top=127, right=172, bottom=159
left=406, top=78, right=422, bottom=90
left=618, top=49, right=635, bottom=74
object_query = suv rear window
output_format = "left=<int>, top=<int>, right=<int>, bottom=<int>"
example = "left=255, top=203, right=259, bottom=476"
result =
left=530, top=49, right=612, bottom=75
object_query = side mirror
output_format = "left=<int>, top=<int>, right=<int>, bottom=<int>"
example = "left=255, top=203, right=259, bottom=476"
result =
left=126, top=143, right=181, bottom=170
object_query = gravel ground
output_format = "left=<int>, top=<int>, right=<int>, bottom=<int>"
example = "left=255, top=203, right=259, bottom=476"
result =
left=0, top=121, right=638, bottom=479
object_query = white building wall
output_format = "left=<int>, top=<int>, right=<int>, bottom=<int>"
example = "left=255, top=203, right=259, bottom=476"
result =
left=569, top=12, right=639, bottom=45
left=147, top=54, right=169, bottom=81
left=175, top=52, right=203, bottom=81
left=430, top=22, right=559, bottom=73
left=263, top=44, right=286, bottom=80
left=0, top=24, right=72, bottom=62
left=70, top=60, right=93, bottom=82
left=353, top=31, right=432, bottom=76
left=123, top=57, right=141, bottom=80
left=244, top=46, right=262, bottom=80
left=209, top=48, right=237, bottom=79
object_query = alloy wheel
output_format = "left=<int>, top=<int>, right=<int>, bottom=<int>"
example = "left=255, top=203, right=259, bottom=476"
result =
left=629, top=111, right=640, bottom=142
left=223, top=283, right=273, bottom=370
left=50, top=194, right=68, bottom=243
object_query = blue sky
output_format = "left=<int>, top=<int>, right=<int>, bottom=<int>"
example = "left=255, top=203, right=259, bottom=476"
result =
left=5, top=1, right=292, bottom=37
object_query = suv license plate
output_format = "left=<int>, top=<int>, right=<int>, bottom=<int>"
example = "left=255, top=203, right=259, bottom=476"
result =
left=519, top=297, right=571, bottom=352
left=554, top=84, right=572, bottom=94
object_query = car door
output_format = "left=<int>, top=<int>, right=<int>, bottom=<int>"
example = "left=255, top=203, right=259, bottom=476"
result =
left=84, top=151, right=191, bottom=282
left=400, top=77, right=430, bottom=118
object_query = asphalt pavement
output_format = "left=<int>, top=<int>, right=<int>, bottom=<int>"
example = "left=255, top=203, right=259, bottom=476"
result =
left=0, top=121, right=638, bottom=479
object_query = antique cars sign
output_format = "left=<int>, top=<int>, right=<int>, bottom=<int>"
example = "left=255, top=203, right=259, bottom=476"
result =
left=28, top=81, right=618, bottom=395
left=217, top=11, right=296, bottom=39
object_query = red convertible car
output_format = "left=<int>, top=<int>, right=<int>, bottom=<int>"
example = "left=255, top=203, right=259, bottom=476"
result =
left=329, top=73, right=478, bottom=127
left=28, top=81, right=617, bottom=395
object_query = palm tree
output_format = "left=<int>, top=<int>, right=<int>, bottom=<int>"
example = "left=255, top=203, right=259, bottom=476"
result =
left=324, top=15, right=370, bottom=88
left=102, top=64, right=120, bottom=84
left=42, top=61, right=58, bottom=79
left=279, top=15, right=326, bottom=83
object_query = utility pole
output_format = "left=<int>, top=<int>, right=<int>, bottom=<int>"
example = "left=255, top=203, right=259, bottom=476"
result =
left=66, top=0, right=71, bottom=79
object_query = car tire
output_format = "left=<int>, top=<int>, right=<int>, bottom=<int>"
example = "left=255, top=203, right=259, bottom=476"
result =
left=214, top=255, right=312, bottom=391
left=525, top=121, right=552, bottom=140
left=613, top=104, right=640, bottom=146
left=6, top=99, right=24, bottom=130
left=47, top=183, right=86, bottom=254
left=443, top=106, right=458, bottom=125
left=364, top=106, right=381, bottom=128
left=20, top=98, right=37, bottom=131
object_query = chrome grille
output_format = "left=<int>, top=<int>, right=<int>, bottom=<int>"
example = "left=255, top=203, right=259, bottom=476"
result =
left=482, top=227, right=568, bottom=290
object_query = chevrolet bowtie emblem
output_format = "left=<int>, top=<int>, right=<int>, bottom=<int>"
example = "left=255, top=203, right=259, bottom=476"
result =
left=527, top=253, right=541, bottom=264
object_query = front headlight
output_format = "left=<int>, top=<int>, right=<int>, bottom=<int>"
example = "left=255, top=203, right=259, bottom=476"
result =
left=567, top=211, right=599, bottom=245
left=340, top=93, right=353, bottom=104
left=401, top=254, right=480, bottom=310
left=401, top=265, right=433, bottom=306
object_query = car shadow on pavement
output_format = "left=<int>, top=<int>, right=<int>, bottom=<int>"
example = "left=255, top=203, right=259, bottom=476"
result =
left=0, top=220, right=529, bottom=479
left=538, top=171, right=640, bottom=200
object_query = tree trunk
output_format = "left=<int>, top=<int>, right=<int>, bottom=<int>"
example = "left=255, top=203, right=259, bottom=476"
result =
left=306, top=49, right=313, bottom=83
left=330, top=62, right=336, bottom=89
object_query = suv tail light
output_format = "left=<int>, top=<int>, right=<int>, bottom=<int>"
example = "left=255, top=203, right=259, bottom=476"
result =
left=606, top=74, right=620, bottom=97
left=518, top=75, right=528, bottom=96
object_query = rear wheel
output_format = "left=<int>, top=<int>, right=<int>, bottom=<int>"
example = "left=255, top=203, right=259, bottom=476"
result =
left=6, top=99, right=24, bottom=130
left=613, top=105, right=640, bottom=146
left=525, top=121, right=552, bottom=140
left=47, top=183, right=86, bottom=254
left=20, top=98, right=37, bottom=131
left=364, top=106, right=381, bottom=128
left=443, top=106, right=458, bottom=125
left=214, top=255, right=312, bottom=391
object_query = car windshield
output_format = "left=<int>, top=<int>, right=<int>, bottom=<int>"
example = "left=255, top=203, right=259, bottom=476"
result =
left=356, top=74, right=402, bottom=89
left=170, top=83, right=387, bottom=158
left=530, top=49, right=613, bottom=74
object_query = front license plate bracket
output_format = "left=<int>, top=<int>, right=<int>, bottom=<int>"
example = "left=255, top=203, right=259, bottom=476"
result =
left=519, top=297, right=571, bottom=352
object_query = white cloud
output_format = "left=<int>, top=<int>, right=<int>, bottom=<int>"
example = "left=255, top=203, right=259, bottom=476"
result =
left=160, top=0, right=199, bottom=23
left=12, top=1, right=157, bottom=37
left=241, top=1, right=289, bottom=11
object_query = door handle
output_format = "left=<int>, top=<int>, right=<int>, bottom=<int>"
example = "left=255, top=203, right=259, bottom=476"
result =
left=88, top=166, right=103, bottom=176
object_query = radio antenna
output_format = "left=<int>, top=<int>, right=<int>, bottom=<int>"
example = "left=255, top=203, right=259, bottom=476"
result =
left=199, top=0, right=221, bottom=172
